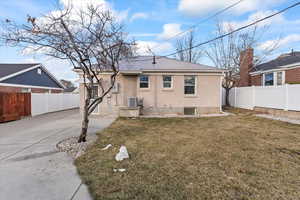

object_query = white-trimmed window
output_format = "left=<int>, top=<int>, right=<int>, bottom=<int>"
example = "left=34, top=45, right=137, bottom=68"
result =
left=262, top=71, right=285, bottom=86
left=264, top=73, right=274, bottom=86
left=184, top=75, right=196, bottom=95
left=91, top=85, right=98, bottom=99
left=139, top=75, right=149, bottom=88
left=163, top=75, right=172, bottom=89
left=277, top=71, right=283, bottom=85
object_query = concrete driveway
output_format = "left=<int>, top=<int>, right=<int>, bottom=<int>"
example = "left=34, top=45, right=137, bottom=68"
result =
left=0, top=109, right=115, bottom=200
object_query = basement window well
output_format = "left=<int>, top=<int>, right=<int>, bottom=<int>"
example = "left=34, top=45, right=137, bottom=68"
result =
left=184, top=107, right=196, bottom=115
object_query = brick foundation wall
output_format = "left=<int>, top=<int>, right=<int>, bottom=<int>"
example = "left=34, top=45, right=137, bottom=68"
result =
left=285, top=67, right=300, bottom=84
left=250, top=74, right=262, bottom=86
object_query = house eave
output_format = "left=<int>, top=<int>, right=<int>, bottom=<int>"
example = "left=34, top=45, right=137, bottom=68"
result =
left=74, top=68, right=226, bottom=75
left=0, top=82, right=64, bottom=90
left=250, top=62, right=300, bottom=76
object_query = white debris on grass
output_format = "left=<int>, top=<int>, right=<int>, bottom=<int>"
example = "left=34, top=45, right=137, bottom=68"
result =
left=101, top=144, right=112, bottom=150
left=115, top=145, right=129, bottom=161
left=113, top=168, right=126, bottom=172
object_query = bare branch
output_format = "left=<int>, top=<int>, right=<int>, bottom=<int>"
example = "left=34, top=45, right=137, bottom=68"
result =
left=0, top=5, right=134, bottom=142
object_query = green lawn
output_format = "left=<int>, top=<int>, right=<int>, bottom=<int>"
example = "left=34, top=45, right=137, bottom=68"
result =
left=75, top=110, right=300, bottom=200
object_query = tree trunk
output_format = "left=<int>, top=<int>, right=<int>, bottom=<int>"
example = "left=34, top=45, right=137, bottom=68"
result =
left=78, top=99, right=89, bottom=143
left=225, top=88, right=230, bottom=107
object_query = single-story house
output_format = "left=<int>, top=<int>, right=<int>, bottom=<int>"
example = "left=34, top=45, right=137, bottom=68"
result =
left=0, top=63, right=64, bottom=93
left=75, top=56, right=225, bottom=117
left=239, top=49, right=300, bottom=87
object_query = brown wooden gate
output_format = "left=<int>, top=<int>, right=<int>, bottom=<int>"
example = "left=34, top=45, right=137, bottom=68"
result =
left=0, top=92, right=31, bottom=123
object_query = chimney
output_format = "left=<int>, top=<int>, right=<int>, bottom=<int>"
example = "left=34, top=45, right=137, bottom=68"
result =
left=239, top=48, right=253, bottom=87
left=152, top=56, right=156, bottom=64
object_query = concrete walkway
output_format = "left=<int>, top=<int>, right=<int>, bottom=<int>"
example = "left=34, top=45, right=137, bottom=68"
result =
left=0, top=109, right=115, bottom=200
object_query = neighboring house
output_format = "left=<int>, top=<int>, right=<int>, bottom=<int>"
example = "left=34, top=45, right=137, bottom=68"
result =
left=63, top=86, right=77, bottom=93
left=0, top=63, right=64, bottom=93
left=239, top=49, right=300, bottom=87
left=75, top=56, right=225, bottom=117
left=60, top=79, right=77, bottom=93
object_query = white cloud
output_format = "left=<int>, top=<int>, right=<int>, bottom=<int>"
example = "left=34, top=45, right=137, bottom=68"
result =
left=178, top=0, right=286, bottom=17
left=258, top=34, right=300, bottom=50
left=157, top=23, right=183, bottom=40
left=60, top=0, right=108, bottom=9
left=222, top=10, right=285, bottom=30
left=130, top=12, right=148, bottom=22
left=24, top=56, right=77, bottom=83
left=130, top=33, right=158, bottom=38
left=58, top=0, right=128, bottom=22
left=136, top=41, right=173, bottom=55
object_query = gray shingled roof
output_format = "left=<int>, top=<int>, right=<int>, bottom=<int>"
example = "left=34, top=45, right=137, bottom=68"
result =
left=64, top=87, right=77, bottom=93
left=119, top=56, right=221, bottom=71
left=252, top=52, right=300, bottom=72
left=0, top=63, right=39, bottom=79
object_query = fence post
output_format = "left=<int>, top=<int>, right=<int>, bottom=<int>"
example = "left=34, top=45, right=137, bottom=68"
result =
left=234, top=87, right=237, bottom=107
left=285, top=84, right=289, bottom=111
left=252, top=85, right=255, bottom=110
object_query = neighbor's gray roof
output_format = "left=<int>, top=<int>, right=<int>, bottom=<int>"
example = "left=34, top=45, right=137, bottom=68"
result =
left=119, top=56, right=222, bottom=72
left=0, top=63, right=40, bottom=79
left=252, top=52, right=300, bottom=72
left=64, top=87, right=77, bottom=93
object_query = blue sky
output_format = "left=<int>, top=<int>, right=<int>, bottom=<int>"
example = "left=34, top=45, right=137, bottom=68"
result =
left=1, top=0, right=300, bottom=82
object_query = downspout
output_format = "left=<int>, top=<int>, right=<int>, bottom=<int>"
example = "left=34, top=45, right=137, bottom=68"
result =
left=153, top=56, right=158, bottom=112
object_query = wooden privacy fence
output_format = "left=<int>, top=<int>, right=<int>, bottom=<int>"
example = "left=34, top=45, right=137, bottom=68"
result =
left=0, top=92, right=31, bottom=123
left=0, top=92, right=80, bottom=123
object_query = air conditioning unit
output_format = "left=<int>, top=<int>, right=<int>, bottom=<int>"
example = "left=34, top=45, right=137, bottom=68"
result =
left=128, top=97, right=138, bottom=108
left=137, top=98, right=143, bottom=107
left=112, top=83, right=119, bottom=94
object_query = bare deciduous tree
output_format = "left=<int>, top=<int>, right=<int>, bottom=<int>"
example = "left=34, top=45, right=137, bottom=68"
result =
left=1, top=5, right=134, bottom=142
left=175, top=31, right=203, bottom=63
left=206, top=22, right=278, bottom=106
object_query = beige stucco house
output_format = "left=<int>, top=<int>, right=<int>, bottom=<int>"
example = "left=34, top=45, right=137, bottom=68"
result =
left=75, top=56, right=225, bottom=117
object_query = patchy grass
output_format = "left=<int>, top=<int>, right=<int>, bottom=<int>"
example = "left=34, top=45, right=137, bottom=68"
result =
left=75, top=111, right=300, bottom=200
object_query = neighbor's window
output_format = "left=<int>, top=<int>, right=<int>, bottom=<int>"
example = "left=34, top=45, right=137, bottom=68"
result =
left=184, top=75, right=196, bottom=95
left=264, top=73, right=274, bottom=86
left=91, top=85, right=98, bottom=99
left=139, top=75, right=149, bottom=88
left=21, top=88, right=31, bottom=93
left=163, top=75, right=172, bottom=88
left=277, top=71, right=283, bottom=85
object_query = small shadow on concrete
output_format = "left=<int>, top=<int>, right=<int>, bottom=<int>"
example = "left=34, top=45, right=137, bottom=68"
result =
left=8, top=150, right=60, bottom=162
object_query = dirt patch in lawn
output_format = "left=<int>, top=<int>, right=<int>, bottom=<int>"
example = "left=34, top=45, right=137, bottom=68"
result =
left=75, top=113, right=300, bottom=200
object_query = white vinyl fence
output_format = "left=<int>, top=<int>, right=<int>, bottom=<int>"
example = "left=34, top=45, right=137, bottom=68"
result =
left=31, top=93, right=80, bottom=116
left=228, top=84, right=300, bottom=111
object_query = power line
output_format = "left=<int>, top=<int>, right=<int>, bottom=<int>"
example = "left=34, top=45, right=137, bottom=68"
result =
left=150, top=0, right=246, bottom=51
left=164, top=1, right=300, bottom=57
left=130, top=1, right=300, bottom=63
